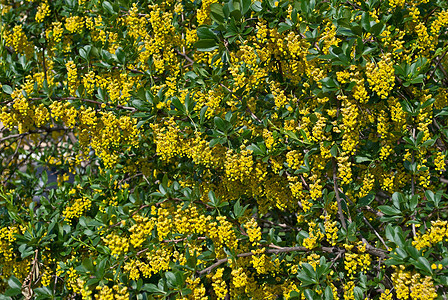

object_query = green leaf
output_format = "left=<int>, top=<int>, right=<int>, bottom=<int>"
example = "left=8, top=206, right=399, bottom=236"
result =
left=208, top=190, right=218, bottom=206
left=4, top=287, right=21, bottom=297
left=115, top=47, right=125, bottom=64
left=337, top=27, right=355, bottom=36
left=197, top=26, right=218, bottom=40
left=290, top=291, right=301, bottom=299
left=378, top=205, right=401, bottom=215
left=358, top=193, right=374, bottom=207
left=2, top=84, right=13, bottom=94
left=171, top=97, right=185, bottom=113
left=102, top=1, right=116, bottom=14
left=353, top=287, right=364, bottom=300
left=8, top=276, right=21, bottom=290
left=194, top=39, right=218, bottom=52
left=142, top=284, right=166, bottom=294
left=210, top=3, right=225, bottom=23
left=200, top=106, right=208, bottom=124
left=214, top=116, right=230, bottom=132
left=165, top=271, right=177, bottom=287
left=391, top=192, right=404, bottom=210
left=304, top=289, right=317, bottom=300
left=354, top=156, right=371, bottom=163
left=416, top=257, right=432, bottom=274
left=251, top=1, right=262, bottom=12
left=324, top=286, right=334, bottom=300
left=241, top=0, right=251, bottom=14
left=370, top=22, right=385, bottom=36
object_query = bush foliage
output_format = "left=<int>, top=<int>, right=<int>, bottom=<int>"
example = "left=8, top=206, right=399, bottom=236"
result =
left=1, top=0, right=448, bottom=298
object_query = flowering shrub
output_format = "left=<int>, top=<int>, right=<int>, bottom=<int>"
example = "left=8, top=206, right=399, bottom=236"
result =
left=1, top=0, right=448, bottom=299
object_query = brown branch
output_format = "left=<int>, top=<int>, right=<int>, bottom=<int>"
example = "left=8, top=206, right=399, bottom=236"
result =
left=197, top=243, right=387, bottom=276
left=426, top=47, right=448, bottom=84
left=163, top=236, right=207, bottom=243
left=332, top=158, right=347, bottom=230
left=198, top=246, right=335, bottom=276
left=219, top=83, right=262, bottom=123
left=2, top=130, right=53, bottom=184
left=109, top=248, right=149, bottom=271
left=0, top=127, right=68, bottom=142
left=30, top=97, right=136, bottom=111
left=174, top=48, right=195, bottom=65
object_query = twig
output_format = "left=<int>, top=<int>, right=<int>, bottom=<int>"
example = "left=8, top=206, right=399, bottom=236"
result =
left=174, top=48, right=195, bottom=64
left=426, top=47, right=448, bottom=85
left=332, top=159, right=347, bottom=230
left=2, top=131, right=52, bottom=185
left=109, top=248, right=149, bottom=271
left=22, top=249, right=39, bottom=299
left=163, top=237, right=207, bottom=243
left=30, top=97, right=136, bottom=111
left=411, top=128, right=417, bottom=237
left=0, top=127, right=68, bottom=142
left=219, top=83, right=262, bottom=123
left=198, top=246, right=337, bottom=276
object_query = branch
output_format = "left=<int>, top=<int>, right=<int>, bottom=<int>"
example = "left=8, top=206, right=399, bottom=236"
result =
left=0, top=127, right=69, bottom=142
left=219, top=83, right=262, bottom=123
left=29, top=97, right=136, bottom=111
left=332, top=159, right=347, bottom=230
left=197, top=247, right=312, bottom=276
left=197, top=243, right=387, bottom=276
left=427, top=47, right=448, bottom=81
left=174, top=48, right=195, bottom=65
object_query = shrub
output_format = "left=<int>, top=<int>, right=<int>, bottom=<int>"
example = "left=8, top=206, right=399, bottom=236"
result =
left=1, top=0, right=448, bottom=299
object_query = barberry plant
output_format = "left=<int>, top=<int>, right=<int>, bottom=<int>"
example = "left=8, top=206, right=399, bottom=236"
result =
left=1, top=0, right=448, bottom=299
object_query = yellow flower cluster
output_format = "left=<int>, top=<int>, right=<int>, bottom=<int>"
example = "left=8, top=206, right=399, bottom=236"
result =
left=212, top=268, right=227, bottom=299
left=244, top=218, right=261, bottom=246
left=94, top=284, right=129, bottom=300
left=366, top=54, right=395, bottom=99
left=82, top=71, right=96, bottom=96
left=209, top=216, right=238, bottom=252
left=379, top=289, right=393, bottom=300
left=4, top=25, right=34, bottom=57
left=129, top=214, right=155, bottom=249
left=344, top=249, right=371, bottom=279
left=412, top=219, right=448, bottom=250
left=65, top=15, right=84, bottom=34
left=389, top=0, right=405, bottom=8
left=63, top=197, right=92, bottom=224
left=286, top=150, right=303, bottom=170
left=197, top=0, right=218, bottom=25
left=303, top=221, right=324, bottom=249
left=251, top=252, right=281, bottom=275
left=35, top=1, right=50, bottom=22
left=185, top=277, right=207, bottom=300
left=434, top=151, right=446, bottom=173
left=225, top=149, right=253, bottom=182
left=66, top=60, right=78, bottom=96
left=324, top=217, right=338, bottom=246
left=103, top=233, right=129, bottom=257
left=231, top=267, right=248, bottom=288
left=270, top=82, right=289, bottom=109
left=358, top=173, right=374, bottom=198
left=391, top=265, right=437, bottom=300
left=263, top=129, right=276, bottom=150
left=0, top=226, right=21, bottom=285
left=337, top=155, right=353, bottom=185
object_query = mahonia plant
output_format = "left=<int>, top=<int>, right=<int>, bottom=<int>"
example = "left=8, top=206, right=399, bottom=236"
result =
left=1, top=0, right=448, bottom=299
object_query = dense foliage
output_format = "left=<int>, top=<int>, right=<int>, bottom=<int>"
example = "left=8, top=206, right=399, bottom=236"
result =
left=1, top=0, right=448, bottom=298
